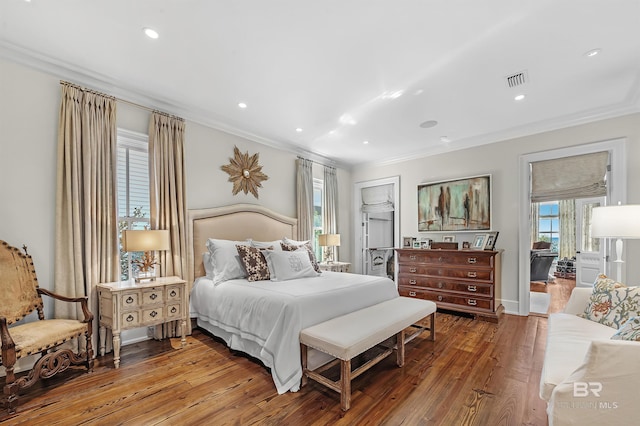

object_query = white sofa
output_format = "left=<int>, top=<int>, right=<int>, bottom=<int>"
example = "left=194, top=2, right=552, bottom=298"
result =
left=540, top=287, right=640, bottom=425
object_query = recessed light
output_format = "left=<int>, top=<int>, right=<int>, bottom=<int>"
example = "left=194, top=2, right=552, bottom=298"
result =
left=143, top=28, right=159, bottom=39
left=514, top=94, right=526, bottom=101
left=363, top=140, right=369, bottom=145
left=414, top=89, right=424, bottom=96
left=419, top=120, right=438, bottom=129
left=585, top=48, right=602, bottom=57
left=238, top=102, right=247, bottom=109
left=440, top=136, right=451, bottom=143
left=339, top=114, right=357, bottom=126
left=295, top=128, right=303, bottom=133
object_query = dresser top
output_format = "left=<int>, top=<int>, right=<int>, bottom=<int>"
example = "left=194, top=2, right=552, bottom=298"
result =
left=97, top=276, right=185, bottom=290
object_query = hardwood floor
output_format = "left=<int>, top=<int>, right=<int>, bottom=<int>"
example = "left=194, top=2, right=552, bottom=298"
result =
left=1, top=312, right=549, bottom=425
left=530, top=277, right=576, bottom=314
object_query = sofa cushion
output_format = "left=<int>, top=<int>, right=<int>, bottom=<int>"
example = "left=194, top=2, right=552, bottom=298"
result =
left=579, top=275, right=640, bottom=329
left=611, top=316, right=640, bottom=341
left=540, top=313, right=616, bottom=401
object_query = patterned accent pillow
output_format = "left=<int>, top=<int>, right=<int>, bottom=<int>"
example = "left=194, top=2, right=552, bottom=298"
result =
left=580, top=275, right=640, bottom=329
left=263, top=249, right=319, bottom=281
left=611, top=317, right=640, bottom=341
left=236, top=245, right=271, bottom=282
left=280, top=241, right=321, bottom=273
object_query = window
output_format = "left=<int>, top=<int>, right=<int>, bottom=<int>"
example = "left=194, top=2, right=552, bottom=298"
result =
left=538, top=201, right=559, bottom=252
left=117, top=130, right=150, bottom=280
left=313, top=178, right=323, bottom=261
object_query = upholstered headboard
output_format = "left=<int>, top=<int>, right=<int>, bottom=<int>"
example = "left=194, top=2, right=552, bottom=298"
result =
left=187, top=203, right=298, bottom=285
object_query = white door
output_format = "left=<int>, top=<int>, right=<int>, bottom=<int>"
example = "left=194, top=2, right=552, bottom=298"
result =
left=575, top=197, right=606, bottom=287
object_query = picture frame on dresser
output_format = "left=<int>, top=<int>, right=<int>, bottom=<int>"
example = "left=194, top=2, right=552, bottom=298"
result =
left=484, top=231, right=499, bottom=250
left=403, top=236, right=413, bottom=248
left=472, top=234, right=487, bottom=250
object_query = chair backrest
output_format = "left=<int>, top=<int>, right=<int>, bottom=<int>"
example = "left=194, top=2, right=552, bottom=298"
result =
left=0, top=240, right=43, bottom=325
left=532, top=241, right=552, bottom=250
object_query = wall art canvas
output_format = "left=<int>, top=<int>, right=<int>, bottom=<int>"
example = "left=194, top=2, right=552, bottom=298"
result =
left=418, top=175, right=491, bottom=232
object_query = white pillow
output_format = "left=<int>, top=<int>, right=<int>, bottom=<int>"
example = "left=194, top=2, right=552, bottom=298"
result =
left=250, top=239, right=283, bottom=251
left=205, top=238, right=251, bottom=284
left=263, top=248, right=320, bottom=281
left=282, top=237, right=309, bottom=247
left=202, top=252, right=214, bottom=279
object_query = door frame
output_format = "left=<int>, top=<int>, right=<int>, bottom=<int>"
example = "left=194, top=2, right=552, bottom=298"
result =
left=517, top=138, right=626, bottom=315
left=353, top=176, right=400, bottom=274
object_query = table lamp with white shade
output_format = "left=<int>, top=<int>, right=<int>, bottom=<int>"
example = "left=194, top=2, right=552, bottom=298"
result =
left=122, top=229, right=170, bottom=282
left=591, top=204, right=640, bottom=282
left=318, top=233, right=340, bottom=263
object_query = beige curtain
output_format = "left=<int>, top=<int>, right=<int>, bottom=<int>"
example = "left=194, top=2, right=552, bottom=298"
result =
left=530, top=202, right=540, bottom=245
left=559, top=199, right=576, bottom=259
left=323, top=165, right=338, bottom=258
left=296, top=158, right=314, bottom=240
left=55, top=82, right=119, bottom=354
left=148, top=112, right=188, bottom=339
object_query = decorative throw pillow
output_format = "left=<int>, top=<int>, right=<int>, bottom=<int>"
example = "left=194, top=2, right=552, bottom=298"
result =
left=611, top=316, right=640, bottom=341
left=236, top=245, right=271, bottom=282
left=580, top=274, right=640, bottom=329
left=206, top=238, right=250, bottom=285
left=263, top=248, right=319, bottom=281
left=280, top=241, right=321, bottom=273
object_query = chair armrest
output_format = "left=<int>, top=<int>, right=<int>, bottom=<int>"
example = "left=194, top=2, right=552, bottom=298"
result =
left=37, top=288, right=94, bottom=323
left=548, top=339, right=640, bottom=424
left=0, top=316, right=17, bottom=367
left=562, top=287, right=592, bottom=315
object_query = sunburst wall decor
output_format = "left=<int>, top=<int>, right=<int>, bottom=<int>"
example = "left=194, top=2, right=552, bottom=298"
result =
left=221, top=146, right=269, bottom=198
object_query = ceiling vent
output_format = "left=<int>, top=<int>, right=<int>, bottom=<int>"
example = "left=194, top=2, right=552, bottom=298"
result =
left=505, top=70, right=529, bottom=88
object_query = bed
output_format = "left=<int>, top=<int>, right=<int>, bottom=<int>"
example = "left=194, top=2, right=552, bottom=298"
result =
left=187, top=204, right=399, bottom=394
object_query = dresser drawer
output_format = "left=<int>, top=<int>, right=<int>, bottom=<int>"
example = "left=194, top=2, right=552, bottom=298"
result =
left=399, top=286, right=494, bottom=312
left=166, top=285, right=182, bottom=302
left=167, top=303, right=182, bottom=319
left=398, top=276, right=493, bottom=297
left=122, top=291, right=140, bottom=309
left=122, top=311, right=140, bottom=327
left=399, top=265, right=494, bottom=282
left=397, top=250, right=494, bottom=267
left=142, top=307, right=164, bottom=323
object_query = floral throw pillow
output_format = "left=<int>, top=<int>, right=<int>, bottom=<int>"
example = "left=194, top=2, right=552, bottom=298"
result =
left=580, top=274, right=640, bottom=329
left=236, top=245, right=271, bottom=282
left=611, top=317, right=640, bottom=341
left=280, top=241, right=322, bottom=273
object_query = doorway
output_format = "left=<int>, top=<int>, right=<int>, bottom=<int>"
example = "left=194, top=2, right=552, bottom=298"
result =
left=518, top=138, right=627, bottom=316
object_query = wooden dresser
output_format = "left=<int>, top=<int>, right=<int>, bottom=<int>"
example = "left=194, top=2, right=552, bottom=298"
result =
left=396, top=249, right=503, bottom=322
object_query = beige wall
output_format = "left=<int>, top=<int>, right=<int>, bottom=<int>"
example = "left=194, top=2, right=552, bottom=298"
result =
left=351, top=113, right=640, bottom=313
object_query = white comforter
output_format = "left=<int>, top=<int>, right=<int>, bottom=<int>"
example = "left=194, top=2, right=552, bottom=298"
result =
left=190, top=271, right=398, bottom=393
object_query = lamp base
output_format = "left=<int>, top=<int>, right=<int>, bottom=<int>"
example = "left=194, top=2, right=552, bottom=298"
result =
left=133, top=268, right=157, bottom=283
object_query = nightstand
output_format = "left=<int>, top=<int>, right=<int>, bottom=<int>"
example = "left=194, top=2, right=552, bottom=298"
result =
left=318, top=261, right=351, bottom=273
left=97, top=276, right=187, bottom=368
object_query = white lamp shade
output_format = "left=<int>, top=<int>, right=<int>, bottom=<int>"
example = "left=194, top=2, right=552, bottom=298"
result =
left=591, top=205, right=640, bottom=239
left=318, top=233, right=341, bottom=247
left=122, top=230, right=170, bottom=252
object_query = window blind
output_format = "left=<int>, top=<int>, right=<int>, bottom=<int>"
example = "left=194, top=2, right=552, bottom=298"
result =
left=531, top=151, right=608, bottom=202
left=361, top=183, right=395, bottom=213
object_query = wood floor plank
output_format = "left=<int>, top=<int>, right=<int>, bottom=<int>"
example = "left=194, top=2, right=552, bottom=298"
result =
left=1, top=312, right=550, bottom=425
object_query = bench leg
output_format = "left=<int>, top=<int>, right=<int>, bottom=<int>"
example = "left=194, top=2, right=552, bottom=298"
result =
left=396, top=330, right=406, bottom=367
left=429, top=312, right=436, bottom=341
left=340, top=359, right=351, bottom=411
left=300, top=343, right=308, bottom=387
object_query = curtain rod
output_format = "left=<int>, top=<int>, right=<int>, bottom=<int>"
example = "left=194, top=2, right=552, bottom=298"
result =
left=297, top=156, right=336, bottom=169
left=59, top=80, right=183, bottom=121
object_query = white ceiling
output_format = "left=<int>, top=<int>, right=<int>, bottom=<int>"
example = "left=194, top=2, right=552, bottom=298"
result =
left=2, top=0, right=639, bottom=167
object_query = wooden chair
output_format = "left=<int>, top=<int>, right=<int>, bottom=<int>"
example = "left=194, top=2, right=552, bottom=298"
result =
left=0, top=240, right=94, bottom=415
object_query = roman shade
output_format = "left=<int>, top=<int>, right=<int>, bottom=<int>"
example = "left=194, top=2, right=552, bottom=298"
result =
left=361, top=184, right=395, bottom=213
left=530, top=151, right=608, bottom=202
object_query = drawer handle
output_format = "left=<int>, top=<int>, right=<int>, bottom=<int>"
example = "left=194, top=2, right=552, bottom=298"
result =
left=126, top=296, right=134, bottom=304
left=468, top=299, right=477, bottom=306
left=150, top=293, right=158, bottom=300
left=467, top=271, right=477, bottom=278
left=467, top=257, right=477, bottom=264
left=467, top=285, right=477, bottom=292
left=437, top=295, right=443, bottom=301
left=126, top=314, right=134, bottom=322
left=409, top=291, right=417, bottom=297
left=171, top=306, right=177, bottom=314
left=409, top=267, right=417, bottom=273
left=438, top=257, right=443, bottom=262
left=150, top=310, right=158, bottom=318
left=409, top=255, right=416, bottom=260
left=437, top=282, right=444, bottom=289
left=409, top=279, right=417, bottom=285
left=170, top=290, right=177, bottom=297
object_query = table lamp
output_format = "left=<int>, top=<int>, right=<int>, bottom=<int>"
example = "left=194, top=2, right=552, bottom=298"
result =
left=318, top=233, right=340, bottom=263
left=122, top=229, right=170, bottom=282
left=591, top=204, right=640, bottom=282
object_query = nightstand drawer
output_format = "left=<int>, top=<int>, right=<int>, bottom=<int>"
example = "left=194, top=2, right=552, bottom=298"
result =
left=167, top=303, right=181, bottom=319
left=143, top=288, right=164, bottom=305
left=143, top=307, right=164, bottom=323
left=166, top=285, right=182, bottom=301
left=122, top=311, right=140, bottom=327
left=122, top=292, right=139, bottom=308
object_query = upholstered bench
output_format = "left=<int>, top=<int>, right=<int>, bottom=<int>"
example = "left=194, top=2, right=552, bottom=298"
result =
left=300, top=296, right=436, bottom=411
